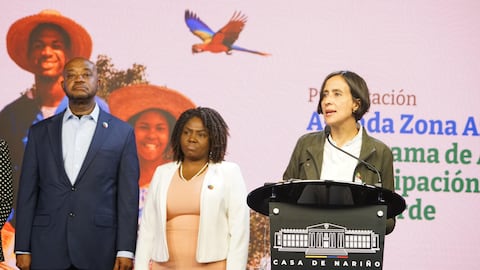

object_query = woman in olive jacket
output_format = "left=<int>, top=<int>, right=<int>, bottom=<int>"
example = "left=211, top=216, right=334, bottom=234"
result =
left=283, top=70, right=396, bottom=234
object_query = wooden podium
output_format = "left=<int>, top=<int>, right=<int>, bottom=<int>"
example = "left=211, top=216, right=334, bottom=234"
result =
left=247, top=180, right=406, bottom=270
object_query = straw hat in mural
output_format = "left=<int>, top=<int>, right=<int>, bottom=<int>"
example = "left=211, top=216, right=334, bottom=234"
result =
left=6, top=9, right=92, bottom=73
left=108, top=84, right=196, bottom=122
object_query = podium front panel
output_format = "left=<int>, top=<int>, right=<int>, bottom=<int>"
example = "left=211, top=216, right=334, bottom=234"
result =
left=269, top=202, right=386, bottom=270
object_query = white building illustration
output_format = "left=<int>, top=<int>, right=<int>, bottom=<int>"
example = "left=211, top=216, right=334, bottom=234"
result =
left=273, top=223, right=380, bottom=257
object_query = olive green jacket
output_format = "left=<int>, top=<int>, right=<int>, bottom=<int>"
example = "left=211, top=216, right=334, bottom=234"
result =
left=283, top=127, right=396, bottom=234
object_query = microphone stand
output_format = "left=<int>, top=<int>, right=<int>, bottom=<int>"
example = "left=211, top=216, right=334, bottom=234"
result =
left=324, top=126, right=384, bottom=203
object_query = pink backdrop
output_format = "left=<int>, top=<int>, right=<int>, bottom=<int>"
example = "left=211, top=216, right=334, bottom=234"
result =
left=1, top=1, right=479, bottom=269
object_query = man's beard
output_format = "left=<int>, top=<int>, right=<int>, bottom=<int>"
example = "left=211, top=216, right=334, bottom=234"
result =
left=66, top=92, right=96, bottom=104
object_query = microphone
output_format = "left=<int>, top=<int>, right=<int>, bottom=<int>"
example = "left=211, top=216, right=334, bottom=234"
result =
left=324, top=126, right=382, bottom=187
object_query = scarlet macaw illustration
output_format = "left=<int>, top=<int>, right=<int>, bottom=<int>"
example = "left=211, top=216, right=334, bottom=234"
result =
left=185, top=9, right=270, bottom=56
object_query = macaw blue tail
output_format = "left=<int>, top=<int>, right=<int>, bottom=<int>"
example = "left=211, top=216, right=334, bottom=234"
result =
left=231, top=45, right=270, bottom=56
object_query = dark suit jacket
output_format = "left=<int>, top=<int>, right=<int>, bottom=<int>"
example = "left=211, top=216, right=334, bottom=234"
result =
left=15, top=108, right=140, bottom=269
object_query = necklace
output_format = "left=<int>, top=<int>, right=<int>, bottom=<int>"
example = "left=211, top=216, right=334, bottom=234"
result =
left=179, top=162, right=209, bottom=181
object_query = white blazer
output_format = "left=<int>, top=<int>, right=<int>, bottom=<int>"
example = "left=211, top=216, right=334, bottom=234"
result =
left=134, top=161, right=250, bottom=270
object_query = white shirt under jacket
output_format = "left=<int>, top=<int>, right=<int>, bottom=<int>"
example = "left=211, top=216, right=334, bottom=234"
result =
left=134, top=161, right=250, bottom=270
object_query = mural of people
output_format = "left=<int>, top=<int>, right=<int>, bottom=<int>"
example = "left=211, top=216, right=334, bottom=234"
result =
left=108, top=84, right=195, bottom=220
left=0, top=9, right=109, bottom=267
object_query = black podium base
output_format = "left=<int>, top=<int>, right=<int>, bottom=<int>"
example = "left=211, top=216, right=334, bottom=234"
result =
left=269, top=202, right=386, bottom=270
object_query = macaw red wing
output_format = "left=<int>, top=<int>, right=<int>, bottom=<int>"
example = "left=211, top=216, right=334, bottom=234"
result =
left=211, top=11, right=247, bottom=47
left=185, top=9, right=215, bottom=43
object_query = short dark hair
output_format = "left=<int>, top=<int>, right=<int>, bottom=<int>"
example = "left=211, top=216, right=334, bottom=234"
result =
left=317, top=70, right=371, bottom=121
left=128, top=108, right=176, bottom=157
left=170, top=107, right=229, bottom=163
left=28, top=23, right=71, bottom=53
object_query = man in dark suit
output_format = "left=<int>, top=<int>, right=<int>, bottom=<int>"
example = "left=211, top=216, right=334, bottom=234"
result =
left=15, top=57, right=139, bottom=270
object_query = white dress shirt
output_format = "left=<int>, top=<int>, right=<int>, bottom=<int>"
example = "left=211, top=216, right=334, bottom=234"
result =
left=320, top=126, right=363, bottom=183
left=62, top=105, right=98, bottom=184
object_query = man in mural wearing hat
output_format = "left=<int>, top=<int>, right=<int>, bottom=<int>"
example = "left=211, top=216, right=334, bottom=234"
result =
left=0, top=10, right=109, bottom=231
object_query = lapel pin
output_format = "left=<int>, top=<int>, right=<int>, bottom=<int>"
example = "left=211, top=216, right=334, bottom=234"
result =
left=208, top=185, right=214, bottom=190
left=102, top=122, right=109, bottom=128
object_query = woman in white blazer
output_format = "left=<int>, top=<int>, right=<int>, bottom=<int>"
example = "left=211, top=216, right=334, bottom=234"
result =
left=135, top=107, right=249, bottom=270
